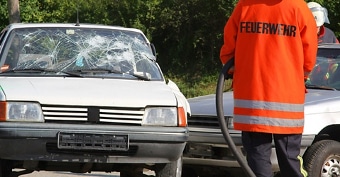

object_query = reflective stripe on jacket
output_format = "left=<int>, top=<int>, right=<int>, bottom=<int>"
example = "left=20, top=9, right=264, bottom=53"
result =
left=234, top=99, right=304, bottom=133
left=220, top=0, right=318, bottom=134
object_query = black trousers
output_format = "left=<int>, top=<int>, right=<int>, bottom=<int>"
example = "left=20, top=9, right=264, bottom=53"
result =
left=242, top=132, right=306, bottom=177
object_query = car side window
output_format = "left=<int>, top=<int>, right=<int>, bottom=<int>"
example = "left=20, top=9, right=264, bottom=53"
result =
left=4, top=33, right=21, bottom=69
left=0, top=29, right=8, bottom=47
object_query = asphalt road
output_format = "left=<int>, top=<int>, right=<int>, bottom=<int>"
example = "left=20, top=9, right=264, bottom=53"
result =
left=13, top=169, right=155, bottom=177
left=18, top=171, right=119, bottom=177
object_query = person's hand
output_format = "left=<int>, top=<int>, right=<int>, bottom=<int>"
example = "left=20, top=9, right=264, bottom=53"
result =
left=305, top=77, right=311, bottom=85
left=226, top=66, right=234, bottom=79
left=222, top=58, right=235, bottom=80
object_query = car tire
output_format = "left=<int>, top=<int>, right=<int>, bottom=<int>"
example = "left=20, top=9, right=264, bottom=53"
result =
left=303, top=140, right=340, bottom=177
left=155, top=156, right=182, bottom=177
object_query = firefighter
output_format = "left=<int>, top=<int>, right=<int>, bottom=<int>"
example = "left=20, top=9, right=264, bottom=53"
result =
left=220, top=0, right=318, bottom=177
left=307, top=2, right=339, bottom=44
left=307, top=58, right=339, bottom=85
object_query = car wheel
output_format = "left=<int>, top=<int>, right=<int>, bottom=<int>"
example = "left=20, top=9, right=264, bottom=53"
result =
left=303, top=140, right=340, bottom=177
left=155, top=156, right=182, bottom=177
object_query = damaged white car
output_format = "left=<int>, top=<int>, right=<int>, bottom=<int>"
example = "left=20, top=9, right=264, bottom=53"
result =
left=0, top=23, right=190, bottom=177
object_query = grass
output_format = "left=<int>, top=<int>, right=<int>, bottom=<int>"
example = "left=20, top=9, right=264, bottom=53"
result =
left=165, top=73, right=232, bottom=98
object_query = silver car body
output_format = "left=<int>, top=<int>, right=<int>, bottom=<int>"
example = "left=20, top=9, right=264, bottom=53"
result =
left=183, top=43, right=340, bottom=177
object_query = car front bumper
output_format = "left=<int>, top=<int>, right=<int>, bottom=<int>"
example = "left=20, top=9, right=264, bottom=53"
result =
left=0, top=122, right=188, bottom=164
left=183, top=127, right=314, bottom=172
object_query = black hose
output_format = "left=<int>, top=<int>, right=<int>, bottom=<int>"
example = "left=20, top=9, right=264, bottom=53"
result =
left=215, top=59, right=256, bottom=177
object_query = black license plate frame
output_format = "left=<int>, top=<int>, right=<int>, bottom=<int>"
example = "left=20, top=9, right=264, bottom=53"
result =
left=57, top=132, right=129, bottom=151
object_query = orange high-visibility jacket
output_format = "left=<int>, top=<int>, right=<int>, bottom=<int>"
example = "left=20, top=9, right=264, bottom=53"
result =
left=220, top=0, right=318, bottom=134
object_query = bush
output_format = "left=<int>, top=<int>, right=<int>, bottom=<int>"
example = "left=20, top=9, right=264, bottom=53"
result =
left=165, top=73, right=232, bottom=98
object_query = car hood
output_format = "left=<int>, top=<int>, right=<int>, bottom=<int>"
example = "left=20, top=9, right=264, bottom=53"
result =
left=187, top=91, right=233, bottom=116
left=188, top=89, right=340, bottom=116
left=0, top=77, right=177, bottom=107
left=188, top=89, right=340, bottom=134
left=304, top=89, right=340, bottom=114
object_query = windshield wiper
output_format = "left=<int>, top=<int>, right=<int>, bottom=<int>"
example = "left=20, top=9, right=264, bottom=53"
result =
left=61, top=68, right=124, bottom=78
left=2, top=68, right=151, bottom=81
left=66, top=68, right=123, bottom=74
left=85, top=68, right=123, bottom=74
left=1, top=68, right=58, bottom=73
left=130, top=72, right=151, bottom=81
left=1, top=68, right=86, bottom=77
left=305, top=84, right=337, bottom=91
left=66, top=69, right=151, bottom=81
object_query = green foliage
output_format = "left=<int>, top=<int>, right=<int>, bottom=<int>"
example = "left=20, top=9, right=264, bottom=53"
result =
left=0, top=1, right=9, bottom=27
left=1, top=0, right=339, bottom=98
left=165, top=72, right=233, bottom=98
left=306, top=0, right=340, bottom=38
left=166, top=73, right=218, bottom=98
left=151, top=0, right=237, bottom=76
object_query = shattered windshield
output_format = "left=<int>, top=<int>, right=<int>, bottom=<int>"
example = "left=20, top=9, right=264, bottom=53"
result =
left=306, top=48, right=340, bottom=90
left=0, top=27, right=162, bottom=80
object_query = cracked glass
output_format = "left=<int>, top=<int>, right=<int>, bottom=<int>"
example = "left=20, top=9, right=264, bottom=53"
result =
left=1, top=27, right=162, bottom=80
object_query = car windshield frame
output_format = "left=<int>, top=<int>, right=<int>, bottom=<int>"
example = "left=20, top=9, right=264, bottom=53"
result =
left=0, top=26, right=163, bottom=81
left=306, top=47, right=340, bottom=90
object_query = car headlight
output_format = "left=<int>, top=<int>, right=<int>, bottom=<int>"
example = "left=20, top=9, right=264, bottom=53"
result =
left=142, top=107, right=178, bottom=126
left=0, top=102, right=44, bottom=122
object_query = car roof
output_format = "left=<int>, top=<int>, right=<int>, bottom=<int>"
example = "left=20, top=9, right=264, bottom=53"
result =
left=2, top=23, right=148, bottom=42
left=318, top=43, right=340, bottom=49
left=6, top=23, right=142, bottom=32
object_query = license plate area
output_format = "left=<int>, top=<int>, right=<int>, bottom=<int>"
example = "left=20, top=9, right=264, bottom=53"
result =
left=58, top=132, right=129, bottom=151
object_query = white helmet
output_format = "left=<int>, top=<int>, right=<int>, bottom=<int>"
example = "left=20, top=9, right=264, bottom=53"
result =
left=307, top=2, right=330, bottom=27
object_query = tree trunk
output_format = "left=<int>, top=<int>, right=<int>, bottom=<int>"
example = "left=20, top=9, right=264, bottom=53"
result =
left=8, top=0, right=20, bottom=23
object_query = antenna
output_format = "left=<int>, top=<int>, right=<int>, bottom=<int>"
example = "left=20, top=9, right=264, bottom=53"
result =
left=75, top=7, right=80, bottom=26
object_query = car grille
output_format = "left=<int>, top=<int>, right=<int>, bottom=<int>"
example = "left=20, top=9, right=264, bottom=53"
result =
left=188, top=115, right=232, bottom=128
left=42, top=104, right=144, bottom=125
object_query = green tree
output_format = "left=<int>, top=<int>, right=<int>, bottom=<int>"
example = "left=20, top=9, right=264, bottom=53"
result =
left=151, top=0, right=237, bottom=74
left=0, top=0, right=339, bottom=97
left=306, top=0, right=340, bottom=38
